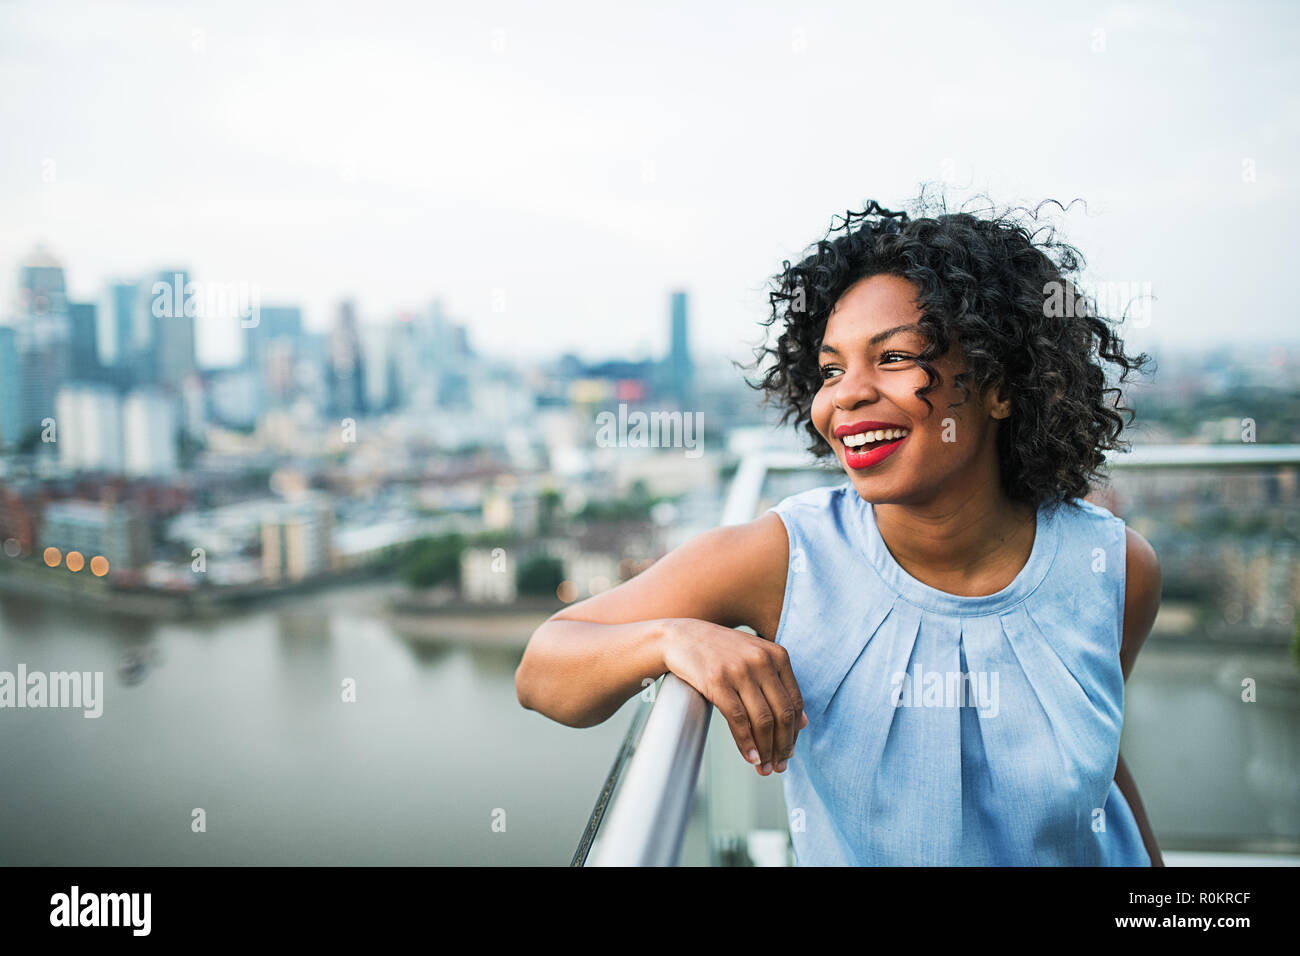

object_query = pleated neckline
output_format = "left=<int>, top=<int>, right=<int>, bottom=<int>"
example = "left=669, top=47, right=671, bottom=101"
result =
left=848, top=489, right=1062, bottom=616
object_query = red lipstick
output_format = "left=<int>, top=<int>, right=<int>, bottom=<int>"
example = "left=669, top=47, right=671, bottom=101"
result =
left=833, top=420, right=907, bottom=438
left=833, top=420, right=910, bottom=470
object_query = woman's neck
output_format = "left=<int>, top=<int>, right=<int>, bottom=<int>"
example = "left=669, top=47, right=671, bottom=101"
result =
left=872, top=485, right=1038, bottom=597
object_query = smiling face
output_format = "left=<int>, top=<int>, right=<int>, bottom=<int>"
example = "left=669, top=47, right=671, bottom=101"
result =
left=811, top=273, right=1011, bottom=505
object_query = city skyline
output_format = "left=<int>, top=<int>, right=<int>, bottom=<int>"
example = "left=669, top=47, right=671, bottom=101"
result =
left=8, top=241, right=1300, bottom=382
left=0, top=236, right=717, bottom=458
left=4, top=0, right=1298, bottom=367
left=1, top=242, right=726, bottom=370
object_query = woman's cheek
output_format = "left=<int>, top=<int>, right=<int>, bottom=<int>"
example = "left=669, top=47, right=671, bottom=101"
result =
left=810, top=391, right=832, bottom=441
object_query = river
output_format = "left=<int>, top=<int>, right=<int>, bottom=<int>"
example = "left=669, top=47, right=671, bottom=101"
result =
left=1, top=579, right=1296, bottom=864
left=0, top=580, right=635, bottom=865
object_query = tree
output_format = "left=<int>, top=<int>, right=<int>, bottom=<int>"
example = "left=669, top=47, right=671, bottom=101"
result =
left=517, top=554, right=565, bottom=597
left=538, top=488, right=563, bottom=533
left=402, top=532, right=465, bottom=589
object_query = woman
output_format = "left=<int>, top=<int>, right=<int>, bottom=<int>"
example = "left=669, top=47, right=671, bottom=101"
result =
left=515, top=196, right=1163, bottom=866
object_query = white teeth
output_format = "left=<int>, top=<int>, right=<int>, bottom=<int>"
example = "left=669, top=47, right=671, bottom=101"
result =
left=843, top=428, right=909, bottom=448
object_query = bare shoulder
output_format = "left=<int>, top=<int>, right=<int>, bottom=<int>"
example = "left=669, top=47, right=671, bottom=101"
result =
left=1121, top=526, right=1162, bottom=680
left=550, top=512, right=790, bottom=639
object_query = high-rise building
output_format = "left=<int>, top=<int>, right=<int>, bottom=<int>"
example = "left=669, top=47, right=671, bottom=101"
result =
left=245, top=305, right=303, bottom=370
left=408, top=299, right=472, bottom=410
left=668, top=289, right=694, bottom=407
left=126, top=280, right=159, bottom=383
left=50, top=382, right=178, bottom=477
left=67, top=302, right=102, bottom=382
left=123, top=388, right=178, bottom=477
left=148, top=270, right=197, bottom=392
left=103, top=281, right=140, bottom=369
left=16, top=248, right=71, bottom=442
left=295, top=330, right=330, bottom=411
left=17, top=248, right=67, bottom=317
left=326, top=299, right=366, bottom=417
left=359, top=320, right=401, bottom=414
left=55, top=383, right=123, bottom=472
left=392, top=314, right=430, bottom=410
left=0, top=326, right=21, bottom=449
left=245, top=304, right=304, bottom=417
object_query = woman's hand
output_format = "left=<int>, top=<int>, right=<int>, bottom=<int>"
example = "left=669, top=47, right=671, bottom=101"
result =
left=661, top=618, right=808, bottom=775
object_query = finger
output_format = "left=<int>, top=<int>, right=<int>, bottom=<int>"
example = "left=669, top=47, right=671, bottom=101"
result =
left=731, top=669, right=777, bottom=773
left=766, top=645, right=805, bottom=767
left=712, top=685, right=761, bottom=768
left=755, top=656, right=798, bottom=773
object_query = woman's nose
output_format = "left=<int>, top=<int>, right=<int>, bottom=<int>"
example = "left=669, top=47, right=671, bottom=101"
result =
left=832, top=363, right=879, bottom=408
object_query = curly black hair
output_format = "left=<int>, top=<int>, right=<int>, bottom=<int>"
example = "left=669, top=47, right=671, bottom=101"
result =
left=740, top=189, right=1154, bottom=513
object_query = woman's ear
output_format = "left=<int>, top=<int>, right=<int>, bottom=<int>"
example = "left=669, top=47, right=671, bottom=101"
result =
left=988, top=381, right=1012, bottom=420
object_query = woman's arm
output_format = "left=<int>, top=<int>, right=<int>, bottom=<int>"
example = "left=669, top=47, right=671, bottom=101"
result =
left=1117, top=526, right=1164, bottom=866
left=515, top=513, right=806, bottom=774
left=516, top=616, right=673, bottom=728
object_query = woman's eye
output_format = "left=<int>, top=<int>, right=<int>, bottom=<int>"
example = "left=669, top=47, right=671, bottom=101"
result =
left=822, top=354, right=909, bottom=380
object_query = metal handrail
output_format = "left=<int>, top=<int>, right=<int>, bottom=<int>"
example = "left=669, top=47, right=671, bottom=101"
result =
left=584, top=673, right=712, bottom=866
left=570, top=696, right=651, bottom=866
left=1104, top=443, right=1300, bottom=467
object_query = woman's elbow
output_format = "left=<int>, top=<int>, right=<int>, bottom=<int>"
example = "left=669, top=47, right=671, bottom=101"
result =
left=514, top=666, right=532, bottom=712
left=514, top=639, right=543, bottom=713
left=514, top=634, right=571, bottom=723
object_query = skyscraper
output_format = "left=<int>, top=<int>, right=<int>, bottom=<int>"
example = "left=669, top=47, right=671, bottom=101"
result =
left=326, top=299, right=366, bottom=417
left=55, top=384, right=122, bottom=472
left=245, top=305, right=304, bottom=415
left=359, top=321, right=400, bottom=414
left=123, top=388, right=178, bottom=477
left=668, top=289, right=694, bottom=408
left=104, top=281, right=140, bottom=368
left=149, top=270, right=197, bottom=392
left=0, top=326, right=21, bottom=449
left=17, top=247, right=67, bottom=317
left=16, top=248, right=71, bottom=443
left=245, top=305, right=303, bottom=371
left=67, top=301, right=101, bottom=382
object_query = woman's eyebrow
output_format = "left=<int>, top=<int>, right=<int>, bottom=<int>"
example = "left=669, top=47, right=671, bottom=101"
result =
left=820, top=324, right=921, bottom=355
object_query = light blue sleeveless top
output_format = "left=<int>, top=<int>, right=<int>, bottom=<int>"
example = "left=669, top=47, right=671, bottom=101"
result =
left=766, top=480, right=1150, bottom=866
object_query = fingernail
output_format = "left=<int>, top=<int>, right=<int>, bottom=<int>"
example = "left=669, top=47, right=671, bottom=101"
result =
left=776, top=759, right=788, bottom=772
left=746, top=749, right=759, bottom=764
left=761, top=763, right=772, bottom=774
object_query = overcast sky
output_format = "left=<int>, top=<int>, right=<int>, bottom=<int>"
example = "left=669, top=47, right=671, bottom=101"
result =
left=2, top=0, right=1296, bottom=369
